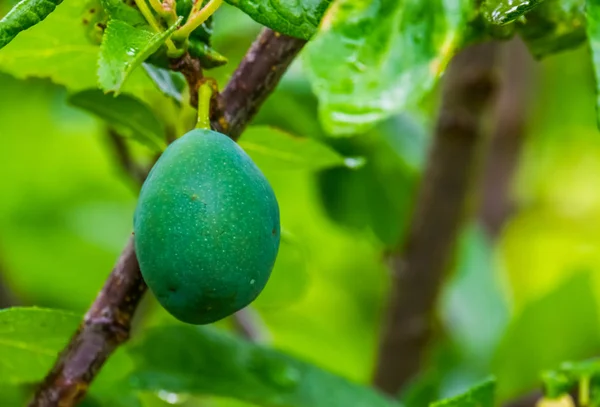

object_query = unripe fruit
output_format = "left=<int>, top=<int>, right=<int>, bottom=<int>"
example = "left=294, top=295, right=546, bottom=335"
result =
left=134, top=129, right=280, bottom=324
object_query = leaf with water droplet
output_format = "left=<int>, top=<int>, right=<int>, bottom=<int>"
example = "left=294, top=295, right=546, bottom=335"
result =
left=481, top=0, right=544, bottom=25
left=128, top=325, right=399, bottom=407
left=98, top=17, right=182, bottom=94
left=304, top=0, right=474, bottom=135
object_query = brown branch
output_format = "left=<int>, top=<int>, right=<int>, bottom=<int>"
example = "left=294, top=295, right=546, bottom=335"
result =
left=479, top=38, right=534, bottom=238
left=211, top=29, right=307, bottom=141
left=169, top=52, right=204, bottom=108
left=372, top=42, right=502, bottom=395
left=29, top=29, right=306, bottom=407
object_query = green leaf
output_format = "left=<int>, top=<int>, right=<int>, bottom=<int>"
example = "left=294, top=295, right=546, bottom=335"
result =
left=492, top=272, right=600, bottom=399
left=98, top=17, right=182, bottom=94
left=142, top=63, right=186, bottom=103
left=188, top=40, right=228, bottom=69
left=0, top=0, right=100, bottom=90
left=0, top=307, right=79, bottom=384
left=430, top=378, right=495, bottom=407
left=69, top=89, right=166, bottom=151
left=304, top=0, right=472, bottom=135
left=99, top=0, right=146, bottom=26
left=587, top=0, right=600, bottom=130
left=517, top=0, right=585, bottom=58
left=541, top=359, right=600, bottom=398
left=0, top=0, right=62, bottom=49
left=481, top=0, right=544, bottom=25
left=0, top=0, right=161, bottom=97
left=129, top=325, right=399, bottom=407
left=238, top=126, right=350, bottom=171
left=317, top=116, right=422, bottom=247
left=224, top=0, right=331, bottom=39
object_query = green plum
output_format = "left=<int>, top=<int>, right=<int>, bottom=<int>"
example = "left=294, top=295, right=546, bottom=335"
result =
left=134, top=129, right=280, bottom=324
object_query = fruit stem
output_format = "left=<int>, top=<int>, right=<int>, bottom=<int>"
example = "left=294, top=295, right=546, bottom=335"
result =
left=133, top=0, right=179, bottom=55
left=172, top=0, right=223, bottom=42
left=196, top=82, right=213, bottom=130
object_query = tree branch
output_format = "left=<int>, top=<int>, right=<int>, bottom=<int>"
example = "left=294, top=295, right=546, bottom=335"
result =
left=479, top=38, right=534, bottom=238
left=29, top=29, right=306, bottom=407
left=372, top=42, right=502, bottom=395
left=211, top=29, right=307, bottom=141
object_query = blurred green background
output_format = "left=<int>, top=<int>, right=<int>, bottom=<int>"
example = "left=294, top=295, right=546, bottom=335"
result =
left=1, top=3, right=600, bottom=406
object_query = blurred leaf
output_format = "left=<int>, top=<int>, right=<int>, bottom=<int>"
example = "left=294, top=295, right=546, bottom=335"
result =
left=541, top=359, right=600, bottom=398
left=129, top=325, right=399, bottom=407
left=98, top=18, right=182, bottom=93
left=0, top=0, right=63, bottom=49
left=304, top=0, right=472, bottom=135
left=224, top=0, right=331, bottom=40
left=441, top=223, right=509, bottom=368
left=239, top=126, right=348, bottom=171
left=100, top=0, right=146, bottom=26
left=69, top=89, right=166, bottom=151
left=254, top=231, right=309, bottom=309
left=517, top=0, right=585, bottom=58
left=0, top=307, right=79, bottom=384
left=430, top=378, right=496, bottom=407
left=587, top=0, right=600, bottom=130
left=142, top=63, right=186, bottom=103
left=481, top=0, right=543, bottom=25
left=492, top=272, right=600, bottom=400
left=87, top=348, right=142, bottom=407
left=0, top=383, right=31, bottom=406
left=0, top=75, right=136, bottom=310
left=317, top=118, right=421, bottom=247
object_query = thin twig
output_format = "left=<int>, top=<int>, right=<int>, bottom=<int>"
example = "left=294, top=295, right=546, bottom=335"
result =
left=372, top=42, right=502, bottom=395
left=231, top=307, right=272, bottom=343
left=106, top=128, right=147, bottom=186
left=29, top=29, right=306, bottom=407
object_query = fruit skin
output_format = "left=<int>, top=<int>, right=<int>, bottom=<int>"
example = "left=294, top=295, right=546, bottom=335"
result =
left=134, top=129, right=280, bottom=324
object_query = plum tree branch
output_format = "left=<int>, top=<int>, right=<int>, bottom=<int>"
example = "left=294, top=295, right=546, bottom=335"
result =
left=479, top=38, right=533, bottom=238
left=28, top=28, right=306, bottom=407
left=372, top=42, right=502, bottom=395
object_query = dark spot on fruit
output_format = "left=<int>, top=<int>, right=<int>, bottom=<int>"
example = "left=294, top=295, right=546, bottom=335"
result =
left=191, top=194, right=199, bottom=201
left=90, top=8, right=95, bottom=12
left=272, top=228, right=277, bottom=236
left=82, top=19, right=89, bottom=24
left=167, top=285, right=177, bottom=293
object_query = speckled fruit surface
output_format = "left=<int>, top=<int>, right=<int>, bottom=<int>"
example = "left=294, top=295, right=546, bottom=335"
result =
left=134, top=129, right=280, bottom=324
